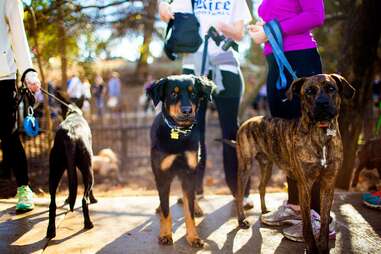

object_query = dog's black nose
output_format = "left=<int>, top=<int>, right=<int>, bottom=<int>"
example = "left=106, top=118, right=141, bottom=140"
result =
left=181, top=106, right=192, bottom=114
left=315, top=96, right=330, bottom=107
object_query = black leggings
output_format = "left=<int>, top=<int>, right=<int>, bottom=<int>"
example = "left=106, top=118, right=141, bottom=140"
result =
left=0, top=80, right=29, bottom=186
left=183, top=68, right=251, bottom=197
left=266, top=48, right=322, bottom=213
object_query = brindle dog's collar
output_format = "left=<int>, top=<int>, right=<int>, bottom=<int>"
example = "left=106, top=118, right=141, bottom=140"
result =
left=162, top=114, right=194, bottom=140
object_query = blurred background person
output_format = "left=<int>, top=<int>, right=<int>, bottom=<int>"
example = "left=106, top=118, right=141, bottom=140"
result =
left=93, top=74, right=106, bottom=117
left=107, top=71, right=122, bottom=111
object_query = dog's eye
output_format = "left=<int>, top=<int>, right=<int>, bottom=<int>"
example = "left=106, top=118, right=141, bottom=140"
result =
left=327, top=85, right=336, bottom=92
left=170, top=91, right=178, bottom=98
left=305, top=87, right=317, bottom=95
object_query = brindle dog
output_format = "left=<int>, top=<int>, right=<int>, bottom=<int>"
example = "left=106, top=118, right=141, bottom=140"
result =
left=146, top=75, right=215, bottom=248
left=235, top=74, right=355, bottom=253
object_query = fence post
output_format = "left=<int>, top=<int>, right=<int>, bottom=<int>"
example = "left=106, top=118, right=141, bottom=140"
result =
left=121, top=127, right=127, bottom=172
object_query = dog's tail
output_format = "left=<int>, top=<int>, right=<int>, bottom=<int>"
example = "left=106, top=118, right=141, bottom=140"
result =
left=65, top=145, right=78, bottom=212
left=214, top=138, right=236, bottom=148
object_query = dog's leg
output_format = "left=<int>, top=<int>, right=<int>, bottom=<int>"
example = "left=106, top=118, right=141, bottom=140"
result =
left=181, top=178, right=204, bottom=248
left=77, top=153, right=94, bottom=230
left=157, top=180, right=173, bottom=245
left=351, top=164, right=364, bottom=188
left=298, top=181, right=318, bottom=254
left=236, top=133, right=253, bottom=229
left=47, top=146, right=66, bottom=239
left=257, top=153, right=273, bottom=214
left=89, top=190, right=98, bottom=204
left=318, top=179, right=335, bottom=254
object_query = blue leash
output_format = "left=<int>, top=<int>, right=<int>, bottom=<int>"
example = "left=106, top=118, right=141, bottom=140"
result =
left=263, top=20, right=298, bottom=90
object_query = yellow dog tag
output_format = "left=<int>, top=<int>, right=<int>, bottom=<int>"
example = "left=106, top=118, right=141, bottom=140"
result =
left=171, top=129, right=179, bottom=140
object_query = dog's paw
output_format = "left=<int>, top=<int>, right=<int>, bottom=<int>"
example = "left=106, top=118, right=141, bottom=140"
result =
left=177, top=197, right=183, bottom=204
left=195, top=205, right=204, bottom=217
left=238, top=219, right=250, bottom=229
left=89, top=197, right=98, bottom=204
left=186, top=236, right=204, bottom=248
left=155, top=206, right=161, bottom=214
left=158, top=235, right=173, bottom=245
left=46, top=227, right=56, bottom=239
left=243, top=202, right=254, bottom=210
left=84, top=221, right=94, bottom=230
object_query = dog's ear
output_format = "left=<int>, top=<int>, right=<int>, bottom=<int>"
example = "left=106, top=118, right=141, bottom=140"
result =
left=146, top=78, right=167, bottom=106
left=330, top=74, right=356, bottom=100
left=286, top=77, right=306, bottom=101
left=193, top=75, right=216, bottom=101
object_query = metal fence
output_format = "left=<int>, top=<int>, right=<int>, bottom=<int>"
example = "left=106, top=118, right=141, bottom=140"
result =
left=20, top=112, right=223, bottom=176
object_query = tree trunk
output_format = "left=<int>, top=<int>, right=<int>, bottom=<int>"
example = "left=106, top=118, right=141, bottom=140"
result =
left=135, top=1, right=157, bottom=81
left=26, top=6, right=53, bottom=147
left=57, top=0, right=68, bottom=87
left=336, top=0, right=381, bottom=189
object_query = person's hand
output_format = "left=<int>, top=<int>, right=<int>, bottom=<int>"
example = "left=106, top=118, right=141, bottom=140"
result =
left=25, top=71, right=41, bottom=93
left=159, top=2, right=174, bottom=22
left=248, top=24, right=268, bottom=44
left=216, top=21, right=228, bottom=34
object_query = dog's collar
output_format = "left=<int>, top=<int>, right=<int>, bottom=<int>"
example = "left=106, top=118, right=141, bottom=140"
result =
left=162, top=115, right=194, bottom=140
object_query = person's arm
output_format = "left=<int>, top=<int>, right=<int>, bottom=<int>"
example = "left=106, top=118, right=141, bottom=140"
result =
left=216, top=0, right=252, bottom=41
left=279, top=0, right=325, bottom=35
left=158, top=0, right=191, bottom=23
left=216, top=21, right=245, bottom=41
left=6, top=0, right=40, bottom=91
left=158, top=1, right=174, bottom=23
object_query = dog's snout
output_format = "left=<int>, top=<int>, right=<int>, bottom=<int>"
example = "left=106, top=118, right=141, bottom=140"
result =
left=315, top=96, right=330, bottom=107
left=181, top=106, right=192, bottom=114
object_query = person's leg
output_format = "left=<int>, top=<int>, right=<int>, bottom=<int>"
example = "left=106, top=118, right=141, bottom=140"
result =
left=182, top=69, right=207, bottom=196
left=213, top=70, right=251, bottom=197
left=0, top=80, right=29, bottom=186
left=0, top=80, right=33, bottom=211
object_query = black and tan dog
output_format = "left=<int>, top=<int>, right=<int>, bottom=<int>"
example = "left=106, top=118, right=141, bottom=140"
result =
left=235, top=74, right=355, bottom=253
left=146, top=74, right=215, bottom=248
left=47, top=105, right=97, bottom=239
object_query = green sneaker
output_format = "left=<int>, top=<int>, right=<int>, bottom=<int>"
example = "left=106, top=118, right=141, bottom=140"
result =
left=16, top=185, right=34, bottom=212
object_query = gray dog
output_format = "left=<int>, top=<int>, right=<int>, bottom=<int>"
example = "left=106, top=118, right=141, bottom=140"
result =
left=235, top=74, right=355, bottom=254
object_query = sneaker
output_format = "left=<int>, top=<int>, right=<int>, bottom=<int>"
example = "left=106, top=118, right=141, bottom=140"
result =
left=261, top=201, right=301, bottom=226
left=362, top=190, right=381, bottom=209
left=282, top=210, right=336, bottom=242
left=16, top=185, right=34, bottom=212
left=243, top=197, right=254, bottom=210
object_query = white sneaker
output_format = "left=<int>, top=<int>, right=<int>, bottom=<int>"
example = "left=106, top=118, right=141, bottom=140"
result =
left=261, top=201, right=301, bottom=226
left=282, top=210, right=336, bottom=242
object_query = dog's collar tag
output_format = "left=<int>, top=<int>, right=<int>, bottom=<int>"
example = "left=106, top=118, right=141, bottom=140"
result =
left=326, top=129, right=336, bottom=137
left=170, top=129, right=179, bottom=140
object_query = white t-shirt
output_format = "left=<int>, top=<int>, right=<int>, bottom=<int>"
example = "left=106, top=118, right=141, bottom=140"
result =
left=170, top=0, right=252, bottom=56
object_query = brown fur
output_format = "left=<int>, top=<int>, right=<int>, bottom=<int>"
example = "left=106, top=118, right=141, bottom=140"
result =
left=352, top=138, right=381, bottom=188
left=235, top=74, right=355, bottom=254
